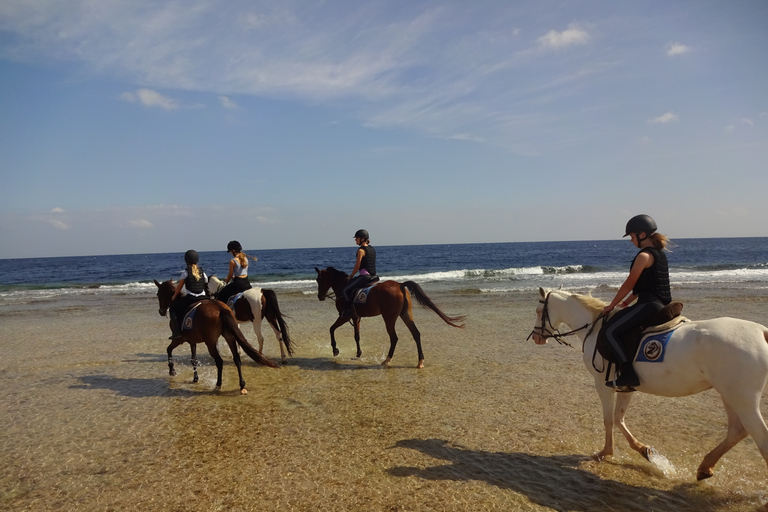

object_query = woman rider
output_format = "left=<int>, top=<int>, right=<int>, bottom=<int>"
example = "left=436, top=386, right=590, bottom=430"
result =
left=216, top=240, right=256, bottom=305
left=169, top=250, right=209, bottom=339
left=342, top=229, right=377, bottom=318
left=602, top=214, right=672, bottom=390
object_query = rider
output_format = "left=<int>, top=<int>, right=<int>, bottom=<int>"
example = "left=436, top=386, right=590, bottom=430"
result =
left=341, top=229, right=378, bottom=318
left=602, top=214, right=671, bottom=390
left=216, top=240, right=256, bottom=305
left=169, top=249, right=209, bottom=339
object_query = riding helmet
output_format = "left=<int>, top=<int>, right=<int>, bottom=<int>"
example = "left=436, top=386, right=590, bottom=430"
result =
left=624, top=214, right=657, bottom=237
left=184, top=250, right=199, bottom=265
left=227, top=240, right=242, bottom=253
left=354, top=229, right=369, bottom=240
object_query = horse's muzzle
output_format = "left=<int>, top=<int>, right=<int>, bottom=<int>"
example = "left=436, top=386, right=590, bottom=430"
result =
left=318, top=294, right=325, bottom=301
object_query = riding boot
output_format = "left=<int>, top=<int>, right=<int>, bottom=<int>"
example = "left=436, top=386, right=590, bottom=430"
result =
left=169, top=312, right=183, bottom=340
left=606, top=361, right=640, bottom=390
left=341, top=300, right=358, bottom=319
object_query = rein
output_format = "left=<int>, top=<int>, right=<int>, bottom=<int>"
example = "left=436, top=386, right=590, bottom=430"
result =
left=527, top=291, right=605, bottom=351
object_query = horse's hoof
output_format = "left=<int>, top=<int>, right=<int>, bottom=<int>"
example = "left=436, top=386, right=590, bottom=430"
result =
left=332, top=348, right=339, bottom=357
left=169, top=369, right=177, bottom=377
left=592, top=451, right=610, bottom=462
left=696, top=468, right=714, bottom=481
left=641, top=446, right=656, bottom=461
left=417, top=360, right=424, bottom=369
left=241, top=388, right=248, bottom=395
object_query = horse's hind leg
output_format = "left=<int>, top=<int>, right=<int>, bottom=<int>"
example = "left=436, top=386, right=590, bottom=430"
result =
left=381, top=315, right=400, bottom=367
left=400, top=312, right=423, bottom=369
left=205, top=342, right=225, bottom=391
left=697, top=398, right=748, bottom=480
left=224, top=333, right=248, bottom=394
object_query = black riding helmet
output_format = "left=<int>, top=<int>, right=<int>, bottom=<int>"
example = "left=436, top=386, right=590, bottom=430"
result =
left=184, top=250, right=199, bottom=265
left=227, top=240, right=242, bottom=253
left=624, top=214, right=657, bottom=241
left=354, top=229, right=369, bottom=240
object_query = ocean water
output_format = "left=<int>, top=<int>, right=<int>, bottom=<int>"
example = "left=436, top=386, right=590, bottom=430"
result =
left=1, top=237, right=767, bottom=304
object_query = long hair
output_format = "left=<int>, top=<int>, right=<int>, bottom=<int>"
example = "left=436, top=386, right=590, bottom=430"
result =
left=190, top=263, right=202, bottom=280
left=235, top=251, right=258, bottom=268
left=650, top=232, right=670, bottom=251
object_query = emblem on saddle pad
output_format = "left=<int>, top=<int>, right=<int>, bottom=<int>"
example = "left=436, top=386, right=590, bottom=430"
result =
left=354, top=285, right=376, bottom=304
left=635, top=330, right=675, bottom=363
left=182, top=301, right=205, bottom=331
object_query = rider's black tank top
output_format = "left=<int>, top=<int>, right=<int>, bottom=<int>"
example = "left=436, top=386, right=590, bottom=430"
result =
left=632, top=247, right=671, bottom=304
left=360, top=246, right=376, bottom=276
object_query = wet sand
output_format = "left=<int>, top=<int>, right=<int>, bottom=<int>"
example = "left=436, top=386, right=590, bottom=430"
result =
left=2, top=288, right=768, bottom=511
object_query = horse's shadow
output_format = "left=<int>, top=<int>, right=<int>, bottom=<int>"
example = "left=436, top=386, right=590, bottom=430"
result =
left=388, top=438, right=746, bottom=512
left=283, top=357, right=413, bottom=371
left=71, top=374, right=209, bottom=398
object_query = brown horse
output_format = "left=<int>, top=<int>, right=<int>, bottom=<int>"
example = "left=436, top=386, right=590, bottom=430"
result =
left=154, top=279, right=277, bottom=394
left=314, top=267, right=466, bottom=368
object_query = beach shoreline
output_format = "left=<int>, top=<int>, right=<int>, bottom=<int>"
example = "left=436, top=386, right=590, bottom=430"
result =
left=2, top=288, right=768, bottom=511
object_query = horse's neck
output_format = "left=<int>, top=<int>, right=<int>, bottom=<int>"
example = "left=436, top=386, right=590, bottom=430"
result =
left=559, top=296, right=599, bottom=337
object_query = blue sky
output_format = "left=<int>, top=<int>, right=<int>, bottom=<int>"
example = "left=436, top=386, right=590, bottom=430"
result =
left=1, top=0, right=766, bottom=258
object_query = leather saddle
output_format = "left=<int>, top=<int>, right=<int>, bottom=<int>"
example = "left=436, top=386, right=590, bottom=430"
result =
left=596, top=301, right=684, bottom=364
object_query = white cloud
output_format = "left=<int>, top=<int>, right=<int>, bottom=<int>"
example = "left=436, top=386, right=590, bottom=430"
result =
left=48, top=218, right=71, bottom=230
left=129, top=219, right=154, bottom=228
left=666, top=42, right=690, bottom=56
left=219, top=95, right=238, bottom=109
left=121, top=89, right=179, bottom=110
left=649, top=112, right=679, bottom=124
left=51, top=207, right=66, bottom=213
left=537, top=24, right=590, bottom=50
left=742, top=118, right=754, bottom=126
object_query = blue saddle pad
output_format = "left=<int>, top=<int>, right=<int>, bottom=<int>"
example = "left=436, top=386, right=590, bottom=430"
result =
left=353, top=284, right=378, bottom=304
left=182, top=301, right=206, bottom=331
left=226, top=292, right=245, bottom=309
left=635, top=329, right=674, bottom=363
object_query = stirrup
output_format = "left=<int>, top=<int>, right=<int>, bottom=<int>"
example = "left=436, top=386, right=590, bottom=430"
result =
left=605, top=378, right=636, bottom=392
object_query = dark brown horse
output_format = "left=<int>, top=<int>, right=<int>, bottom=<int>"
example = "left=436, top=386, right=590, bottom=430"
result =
left=154, top=279, right=277, bottom=394
left=314, top=267, right=466, bottom=368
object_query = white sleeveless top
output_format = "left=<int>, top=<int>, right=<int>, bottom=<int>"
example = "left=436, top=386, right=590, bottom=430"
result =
left=232, top=257, right=248, bottom=278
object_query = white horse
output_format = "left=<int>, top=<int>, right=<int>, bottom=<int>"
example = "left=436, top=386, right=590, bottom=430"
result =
left=207, top=275, right=293, bottom=362
left=531, top=287, right=768, bottom=497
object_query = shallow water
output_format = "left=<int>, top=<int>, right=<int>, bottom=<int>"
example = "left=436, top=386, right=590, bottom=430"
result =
left=2, top=290, right=768, bottom=511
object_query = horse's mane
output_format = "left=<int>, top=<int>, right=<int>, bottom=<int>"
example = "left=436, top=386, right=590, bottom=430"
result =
left=571, top=293, right=606, bottom=316
left=325, top=267, right=349, bottom=279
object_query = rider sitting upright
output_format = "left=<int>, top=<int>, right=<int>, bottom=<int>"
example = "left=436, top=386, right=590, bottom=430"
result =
left=602, top=214, right=672, bottom=391
left=342, top=229, right=377, bottom=319
left=169, top=249, right=209, bottom=339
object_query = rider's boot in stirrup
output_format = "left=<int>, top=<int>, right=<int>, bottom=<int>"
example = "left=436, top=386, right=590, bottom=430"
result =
left=606, top=361, right=640, bottom=390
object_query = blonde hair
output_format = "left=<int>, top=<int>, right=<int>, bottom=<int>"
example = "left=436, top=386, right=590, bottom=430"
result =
left=189, top=264, right=202, bottom=280
left=234, top=251, right=258, bottom=268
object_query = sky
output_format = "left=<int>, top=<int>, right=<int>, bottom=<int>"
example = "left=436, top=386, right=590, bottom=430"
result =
left=0, top=0, right=766, bottom=259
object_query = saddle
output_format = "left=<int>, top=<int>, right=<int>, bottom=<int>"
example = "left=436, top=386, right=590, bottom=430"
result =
left=181, top=299, right=208, bottom=331
left=349, top=277, right=380, bottom=304
left=596, top=301, right=685, bottom=364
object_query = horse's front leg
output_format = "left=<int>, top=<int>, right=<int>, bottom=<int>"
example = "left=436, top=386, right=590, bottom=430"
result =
left=329, top=317, right=347, bottom=357
left=206, top=343, right=225, bottom=391
left=613, top=391, right=655, bottom=460
left=226, top=336, right=248, bottom=395
left=593, top=380, right=617, bottom=461
left=190, top=342, right=199, bottom=383
left=166, top=337, right=186, bottom=377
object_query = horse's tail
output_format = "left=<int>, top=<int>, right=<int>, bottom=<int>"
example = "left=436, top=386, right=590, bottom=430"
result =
left=401, top=281, right=466, bottom=328
left=221, top=306, right=278, bottom=368
left=262, top=289, right=294, bottom=356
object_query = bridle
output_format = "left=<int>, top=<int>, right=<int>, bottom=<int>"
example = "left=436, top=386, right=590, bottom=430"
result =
left=527, top=291, right=604, bottom=350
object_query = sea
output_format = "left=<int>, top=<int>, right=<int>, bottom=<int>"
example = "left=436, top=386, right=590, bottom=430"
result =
left=1, top=237, right=767, bottom=305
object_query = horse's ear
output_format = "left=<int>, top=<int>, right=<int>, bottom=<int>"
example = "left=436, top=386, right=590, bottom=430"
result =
left=315, top=267, right=320, bottom=274
left=154, top=279, right=161, bottom=288
left=539, top=287, right=546, bottom=298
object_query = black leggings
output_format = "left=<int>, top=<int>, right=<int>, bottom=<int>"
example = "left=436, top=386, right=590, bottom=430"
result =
left=604, top=300, right=664, bottom=362
left=217, top=276, right=252, bottom=304
left=343, top=275, right=377, bottom=303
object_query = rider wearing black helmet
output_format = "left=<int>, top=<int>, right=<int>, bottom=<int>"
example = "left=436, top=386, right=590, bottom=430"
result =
left=603, top=214, right=671, bottom=390
left=216, top=240, right=257, bottom=305
left=169, top=249, right=209, bottom=339
left=342, top=229, right=378, bottom=318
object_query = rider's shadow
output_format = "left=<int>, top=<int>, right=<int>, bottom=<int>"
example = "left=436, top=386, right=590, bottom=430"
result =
left=387, top=438, right=743, bottom=512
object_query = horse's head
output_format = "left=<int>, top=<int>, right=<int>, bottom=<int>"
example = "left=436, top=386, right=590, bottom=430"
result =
left=206, top=275, right=224, bottom=295
left=530, top=287, right=566, bottom=345
left=315, top=267, right=347, bottom=301
left=154, top=279, right=175, bottom=316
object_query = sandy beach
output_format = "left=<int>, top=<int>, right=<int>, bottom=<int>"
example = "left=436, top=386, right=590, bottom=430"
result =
left=2, top=287, right=768, bottom=511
